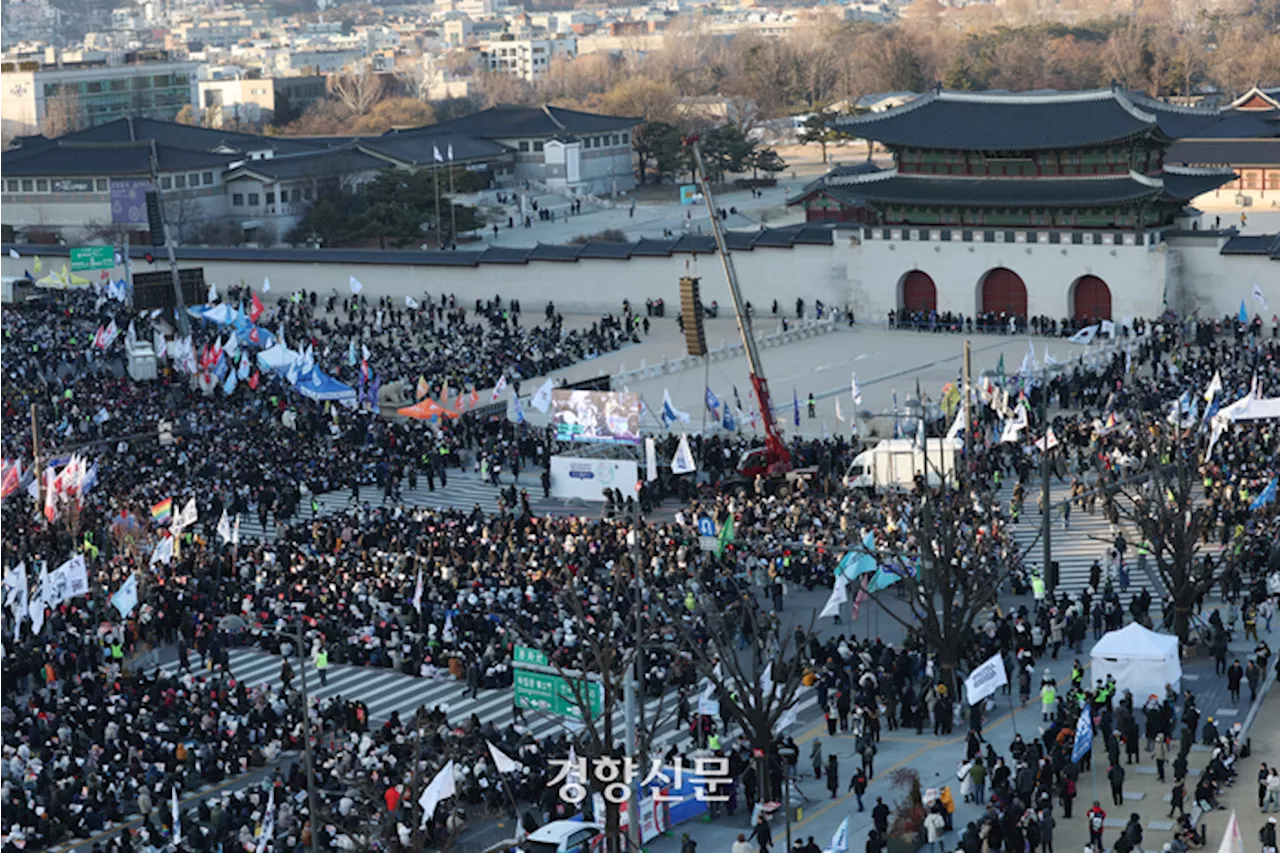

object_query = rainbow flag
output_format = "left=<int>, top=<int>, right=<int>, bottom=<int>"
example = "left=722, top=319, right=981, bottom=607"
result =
left=150, top=497, right=173, bottom=524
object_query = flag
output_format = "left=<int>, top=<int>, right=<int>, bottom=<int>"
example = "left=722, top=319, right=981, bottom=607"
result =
left=254, top=787, right=275, bottom=853
left=490, top=375, right=507, bottom=401
left=99, top=320, right=119, bottom=349
left=232, top=514, right=240, bottom=546
left=433, top=145, right=445, bottom=163
left=350, top=275, right=364, bottom=294
left=819, top=576, right=848, bottom=619
left=405, top=295, right=419, bottom=309
left=263, top=276, right=271, bottom=293
left=207, top=280, right=217, bottom=303
left=150, top=535, right=174, bottom=566
left=1204, top=371, right=1223, bottom=403
left=416, top=375, right=430, bottom=401
left=792, top=388, right=800, bottom=427
left=34, top=256, right=42, bottom=273
left=835, top=532, right=878, bottom=580
left=851, top=372, right=863, bottom=405
left=963, top=652, right=1008, bottom=704
left=1215, top=810, right=1245, bottom=853
left=829, top=818, right=850, bottom=853
left=248, top=370, right=260, bottom=390
left=1251, top=478, right=1277, bottom=511
left=1254, top=283, right=1269, bottom=312
left=661, top=389, right=690, bottom=425
left=1239, top=300, right=1249, bottom=324
left=1043, top=347, right=1061, bottom=367
left=419, top=760, right=457, bottom=823
left=512, top=393, right=526, bottom=424
left=150, top=497, right=173, bottom=524
left=716, top=513, right=734, bottom=555
left=722, top=406, right=736, bottom=432
left=1099, top=319, right=1116, bottom=338
left=175, top=497, right=198, bottom=530
left=412, top=566, right=424, bottom=614
left=835, top=398, right=844, bottom=422
left=5, top=563, right=28, bottom=641
left=645, top=437, right=658, bottom=482
left=223, top=368, right=237, bottom=395
left=249, top=291, right=265, bottom=322
left=7, top=248, right=18, bottom=259
left=447, top=143, right=455, bottom=162
left=153, top=330, right=167, bottom=359
left=454, top=389, right=465, bottom=411
left=111, top=573, right=139, bottom=618
left=172, top=787, right=182, bottom=846
left=705, top=387, right=721, bottom=419
left=0, top=459, right=20, bottom=501
left=946, top=408, right=965, bottom=441
left=216, top=508, right=232, bottom=544
left=866, top=563, right=907, bottom=593
left=1068, top=325, right=1098, bottom=345
left=530, top=378, right=555, bottom=413
left=487, top=741, right=522, bottom=774
left=671, top=433, right=696, bottom=475
left=1071, top=703, right=1093, bottom=762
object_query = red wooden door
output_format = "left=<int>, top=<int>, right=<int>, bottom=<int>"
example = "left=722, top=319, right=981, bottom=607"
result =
left=981, top=268, right=1027, bottom=317
left=1072, top=275, right=1112, bottom=322
left=902, top=271, right=937, bottom=313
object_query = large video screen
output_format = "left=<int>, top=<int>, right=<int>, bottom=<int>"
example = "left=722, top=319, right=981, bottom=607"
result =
left=552, top=390, right=641, bottom=445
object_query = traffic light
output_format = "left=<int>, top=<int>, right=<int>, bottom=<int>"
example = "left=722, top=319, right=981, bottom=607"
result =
left=679, top=276, right=707, bottom=357
left=145, top=191, right=165, bottom=247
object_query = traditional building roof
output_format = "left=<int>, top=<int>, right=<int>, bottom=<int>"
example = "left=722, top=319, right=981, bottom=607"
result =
left=404, top=104, right=641, bottom=140
left=1219, top=233, right=1280, bottom=257
left=834, top=88, right=1177, bottom=151
left=1226, top=86, right=1280, bottom=113
left=827, top=167, right=1234, bottom=207
left=1167, top=138, right=1280, bottom=166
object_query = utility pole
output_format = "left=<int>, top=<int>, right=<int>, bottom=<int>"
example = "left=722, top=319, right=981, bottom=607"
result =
left=1039, top=382, right=1053, bottom=590
left=293, top=619, right=322, bottom=853
left=623, top=528, right=643, bottom=853
left=147, top=140, right=191, bottom=338
left=30, top=405, right=43, bottom=512
left=962, top=340, right=973, bottom=470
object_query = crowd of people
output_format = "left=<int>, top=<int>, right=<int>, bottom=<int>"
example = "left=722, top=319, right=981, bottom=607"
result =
left=2, top=282, right=1279, bottom=853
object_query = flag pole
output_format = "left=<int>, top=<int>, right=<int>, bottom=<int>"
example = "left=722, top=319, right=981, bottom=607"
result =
left=448, top=148, right=457, bottom=248
left=434, top=162, right=442, bottom=250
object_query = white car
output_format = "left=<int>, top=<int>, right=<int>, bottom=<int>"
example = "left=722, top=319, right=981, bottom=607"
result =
left=522, top=821, right=604, bottom=853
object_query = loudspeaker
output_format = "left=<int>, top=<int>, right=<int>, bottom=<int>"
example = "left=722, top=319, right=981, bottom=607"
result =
left=145, top=191, right=165, bottom=247
left=679, top=276, right=707, bottom=357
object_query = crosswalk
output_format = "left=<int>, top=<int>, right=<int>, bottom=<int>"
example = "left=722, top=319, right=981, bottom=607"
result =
left=235, top=469, right=597, bottom=541
left=999, top=478, right=1162, bottom=598
left=156, top=647, right=822, bottom=748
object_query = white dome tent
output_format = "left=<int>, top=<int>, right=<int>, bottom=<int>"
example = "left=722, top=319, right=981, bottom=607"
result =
left=1090, top=623, right=1182, bottom=700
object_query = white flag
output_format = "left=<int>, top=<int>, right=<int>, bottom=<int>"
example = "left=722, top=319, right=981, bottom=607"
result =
left=946, top=408, right=965, bottom=441
left=835, top=397, right=844, bottom=422
left=28, top=567, right=47, bottom=636
left=776, top=705, right=799, bottom=732
left=1253, top=283, right=1268, bottom=312
left=405, top=295, right=419, bottom=309
left=759, top=661, right=774, bottom=697
left=491, top=375, right=508, bottom=402
left=48, top=554, right=89, bottom=605
left=487, top=741, right=522, bottom=774
left=111, top=573, right=139, bottom=618
left=851, top=372, right=863, bottom=405
left=1099, top=319, right=1116, bottom=338
left=1204, top=371, right=1223, bottom=403
left=529, top=378, right=555, bottom=413
left=232, top=514, right=241, bottom=546
left=671, top=433, right=696, bottom=475
left=254, top=786, right=275, bottom=853
left=819, top=575, right=848, bottom=619
left=216, top=508, right=232, bottom=544
left=8, top=248, right=19, bottom=259
left=5, top=563, right=28, bottom=641
left=172, top=787, right=182, bottom=846
left=412, top=566, right=424, bottom=614
left=644, top=437, right=658, bottom=482
left=433, top=145, right=445, bottom=163
left=1068, top=324, right=1098, bottom=345
left=662, top=388, right=691, bottom=424
left=418, top=760, right=457, bottom=823
left=349, top=275, right=363, bottom=294
left=176, top=497, right=198, bottom=530
left=150, top=535, right=174, bottom=566
left=154, top=330, right=167, bottom=360
left=207, top=281, right=218, bottom=304
left=963, top=652, right=1008, bottom=705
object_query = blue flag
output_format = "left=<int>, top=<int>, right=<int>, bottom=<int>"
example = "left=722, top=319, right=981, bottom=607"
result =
left=793, top=388, right=800, bottom=427
left=1251, top=478, right=1277, bottom=511
left=705, top=387, right=721, bottom=419
left=1071, top=704, right=1093, bottom=763
left=835, top=532, right=878, bottom=579
left=722, top=406, right=736, bottom=432
left=1239, top=300, right=1249, bottom=324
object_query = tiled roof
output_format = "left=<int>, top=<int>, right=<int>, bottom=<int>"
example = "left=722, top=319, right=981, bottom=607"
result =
left=838, top=169, right=1233, bottom=207
left=1167, top=138, right=1280, bottom=166
left=835, top=88, right=1163, bottom=151
left=413, top=104, right=640, bottom=140
left=1219, top=234, right=1280, bottom=258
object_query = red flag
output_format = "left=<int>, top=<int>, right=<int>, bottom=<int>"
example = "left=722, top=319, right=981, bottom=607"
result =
left=851, top=578, right=869, bottom=620
left=249, top=326, right=261, bottom=344
left=249, top=291, right=265, bottom=323
left=454, top=391, right=465, bottom=411
left=248, top=371, right=260, bottom=390
left=470, top=389, right=479, bottom=408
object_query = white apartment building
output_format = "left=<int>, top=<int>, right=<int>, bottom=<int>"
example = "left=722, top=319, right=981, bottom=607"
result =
left=474, top=35, right=576, bottom=82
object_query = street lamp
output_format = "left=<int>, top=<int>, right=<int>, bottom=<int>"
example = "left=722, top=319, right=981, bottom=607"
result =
left=261, top=618, right=322, bottom=853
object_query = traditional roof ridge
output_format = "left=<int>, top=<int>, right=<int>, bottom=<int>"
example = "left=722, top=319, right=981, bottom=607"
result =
left=1227, top=85, right=1280, bottom=112
left=1125, top=92, right=1221, bottom=117
left=883, top=171, right=1164, bottom=182
left=934, top=87, right=1143, bottom=111
left=1161, top=164, right=1238, bottom=177
left=1109, top=88, right=1160, bottom=126
left=1129, top=169, right=1164, bottom=188
left=820, top=167, right=899, bottom=186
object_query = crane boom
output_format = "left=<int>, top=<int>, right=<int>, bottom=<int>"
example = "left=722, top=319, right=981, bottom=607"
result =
left=685, top=137, right=792, bottom=476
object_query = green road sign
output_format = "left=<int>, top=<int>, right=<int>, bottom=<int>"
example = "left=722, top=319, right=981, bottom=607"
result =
left=70, top=247, right=115, bottom=271
left=514, top=669, right=603, bottom=721
left=513, top=645, right=549, bottom=667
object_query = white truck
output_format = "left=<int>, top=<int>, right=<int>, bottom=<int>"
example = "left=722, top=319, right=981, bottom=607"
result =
left=844, top=437, right=962, bottom=491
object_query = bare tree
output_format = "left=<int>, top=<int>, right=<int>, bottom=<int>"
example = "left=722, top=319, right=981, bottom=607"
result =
left=329, top=65, right=385, bottom=117
left=43, top=87, right=86, bottom=137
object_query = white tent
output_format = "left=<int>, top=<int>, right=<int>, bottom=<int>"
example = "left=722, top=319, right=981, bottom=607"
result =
left=1219, top=390, right=1280, bottom=422
left=1090, top=623, right=1181, bottom=700
left=256, top=344, right=299, bottom=373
